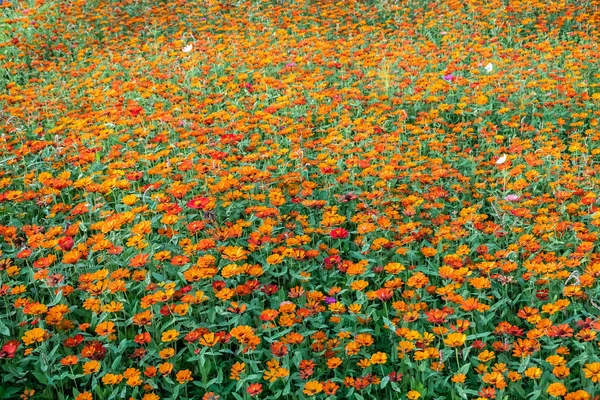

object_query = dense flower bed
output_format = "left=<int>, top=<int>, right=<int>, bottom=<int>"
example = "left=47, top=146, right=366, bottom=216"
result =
left=1, top=0, right=600, bottom=399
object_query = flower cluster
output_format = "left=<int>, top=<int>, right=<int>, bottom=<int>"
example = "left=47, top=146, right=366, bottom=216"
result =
left=1, top=0, right=600, bottom=399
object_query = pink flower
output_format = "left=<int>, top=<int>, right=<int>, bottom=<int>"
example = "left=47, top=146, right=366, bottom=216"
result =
left=504, top=194, right=520, bottom=202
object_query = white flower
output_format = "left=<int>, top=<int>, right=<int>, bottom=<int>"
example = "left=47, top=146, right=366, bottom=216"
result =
left=182, top=43, right=193, bottom=53
left=496, top=154, right=507, bottom=165
left=484, top=63, right=493, bottom=73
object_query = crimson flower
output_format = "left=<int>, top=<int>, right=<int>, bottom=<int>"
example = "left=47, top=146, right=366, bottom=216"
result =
left=0, top=340, right=19, bottom=359
left=330, top=228, right=349, bottom=239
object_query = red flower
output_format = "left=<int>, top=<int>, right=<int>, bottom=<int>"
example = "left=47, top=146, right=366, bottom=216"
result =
left=324, top=255, right=341, bottom=270
left=0, top=340, right=19, bottom=359
left=58, top=236, right=74, bottom=251
left=17, top=249, right=32, bottom=259
left=388, top=371, right=402, bottom=382
left=186, top=196, right=211, bottom=210
left=247, top=383, right=263, bottom=396
left=261, top=284, right=278, bottom=296
left=376, top=288, right=394, bottom=301
left=330, top=228, right=349, bottom=239
left=63, top=334, right=84, bottom=348
left=126, top=171, right=143, bottom=181
left=472, top=340, right=486, bottom=350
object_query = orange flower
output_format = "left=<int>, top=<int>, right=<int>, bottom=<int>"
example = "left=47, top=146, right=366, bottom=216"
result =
left=159, top=348, right=175, bottom=359
left=82, top=360, right=101, bottom=375
left=583, top=362, right=600, bottom=382
left=260, top=309, right=279, bottom=321
left=303, top=381, right=323, bottom=396
left=547, top=383, right=567, bottom=397
left=230, top=362, right=246, bottom=380
left=326, top=357, right=342, bottom=369
left=95, top=321, right=115, bottom=336
left=60, top=355, right=78, bottom=366
left=158, top=362, right=173, bottom=375
left=132, top=310, right=154, bottom=326
left=176, top=369, right=193, bottom=384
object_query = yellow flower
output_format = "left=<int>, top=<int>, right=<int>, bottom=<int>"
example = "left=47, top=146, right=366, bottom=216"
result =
left=370, top=352, right=387, bottom=365
left=161, top=329, right=179, bottom=343
left=122, top=194, right=138, bottom=206
left=524, top=367, right=542, bottom=379
left=444, top=332, right=466, bottom=347
left=22, top=328, right=47, bottom=346
left=407, top=390, right=421, bottom=399
left=303, top=381, right=323, bottom=396
left=478, top=350, right=495, bottom=363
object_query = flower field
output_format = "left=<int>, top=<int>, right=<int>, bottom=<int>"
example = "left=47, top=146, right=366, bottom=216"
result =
left=1, top=0, right=600, bottom=398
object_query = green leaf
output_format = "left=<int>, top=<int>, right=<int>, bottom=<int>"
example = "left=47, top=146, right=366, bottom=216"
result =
left=382, top=317, right=397, bottom=331
left=32, top=371, right=49, bottom=385
left=111, top=356, right=122, bottom=370
left=380, top=376, right=390, bottom=389
left=0, top=319, right=10, bottom=336
left=517, top=356, right=530, bottom=373
left=458, top=362, right=471, bottom=375
left=47, top=291, right=63, bottom=307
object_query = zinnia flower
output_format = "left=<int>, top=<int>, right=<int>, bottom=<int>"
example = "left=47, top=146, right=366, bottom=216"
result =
left=82, top=360, right=101, bottom=375
left=22, top=328, right=47, bottom=346
left=161, top=330, right=179, bottom=343
left=547, top=382, right=567, bottom=397
left=247, top=383, right=262, bottom=396
left=176, top=369, right=193, bottom=384
left=444, top=333, right=467, bottom=348
left=330, top=228, right=349, bottom=239
left=303, top=381, right=323, bottom=395
left=0, top=340, right=19, bottom=358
